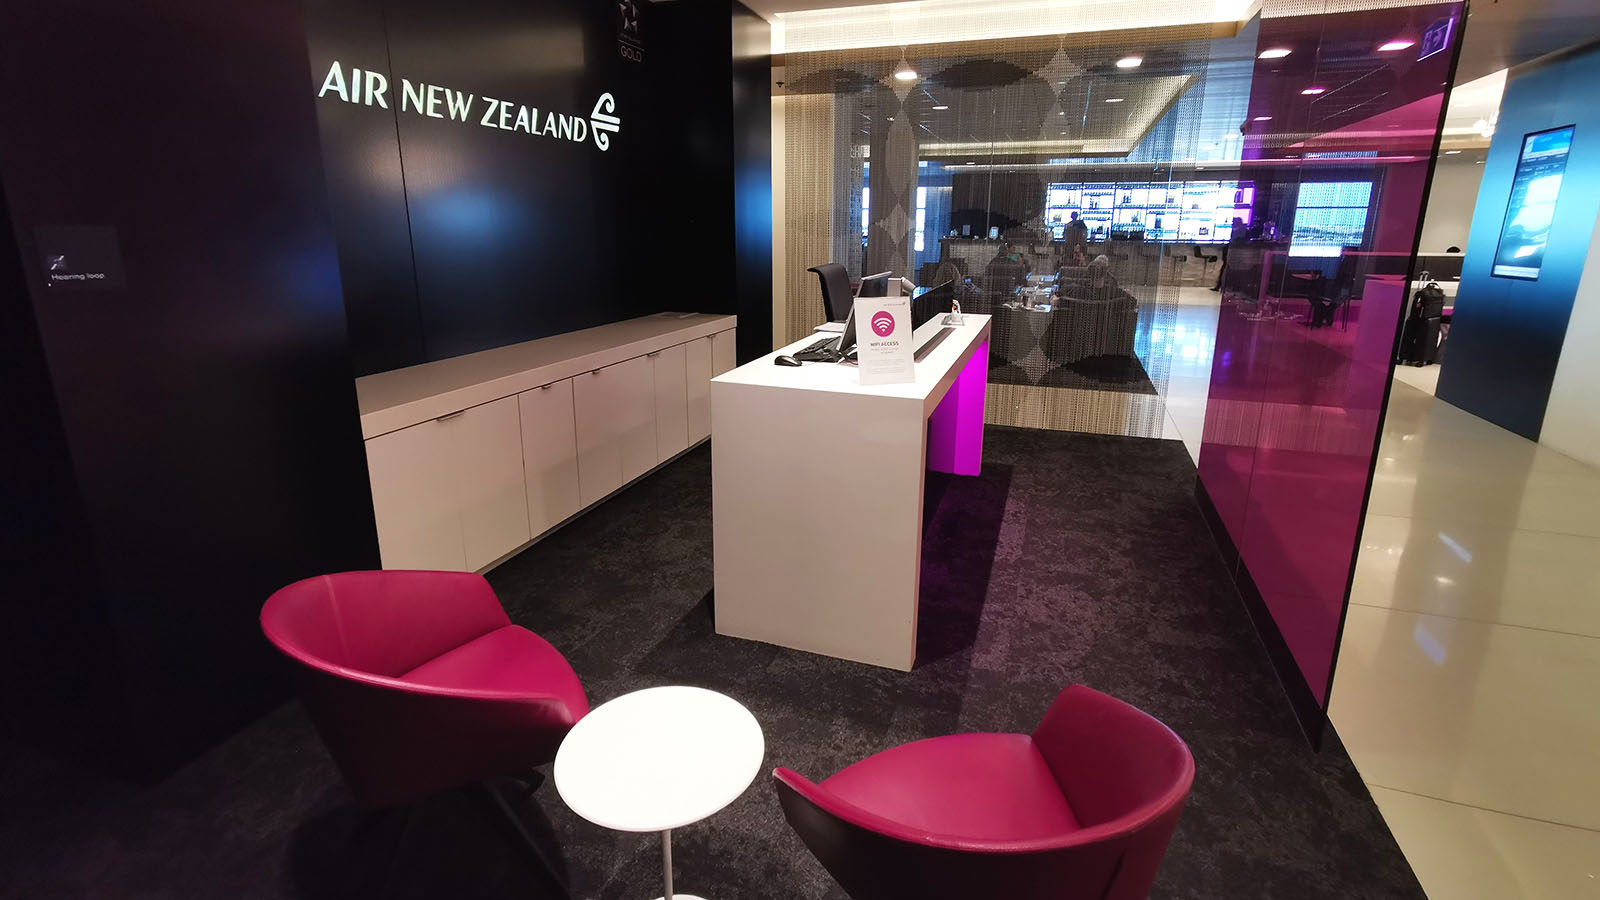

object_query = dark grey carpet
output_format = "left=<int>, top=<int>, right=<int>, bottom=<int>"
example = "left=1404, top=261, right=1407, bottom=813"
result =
left=0, top=427, right=1424, bottom=900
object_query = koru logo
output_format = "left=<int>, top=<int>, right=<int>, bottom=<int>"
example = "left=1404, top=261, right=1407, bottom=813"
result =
left=870, top=310, right=895, bottom=337
left=590, top=93, right=621, bottom=151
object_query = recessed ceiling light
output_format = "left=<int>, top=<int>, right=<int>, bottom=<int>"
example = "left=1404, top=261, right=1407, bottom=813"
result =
left=1378, top=39, right=1415, bottom=52
left=1302, top=87, right=1326, bottom=95
left=1444, top=150, right=1461, bottom=154
left=1116, top=56, right=1142, bottom=69
left=965, top=161, right=976, bottom=165
left=1253, top=116, right=1272, bottom=121
left=894, top=64, right=918, bottom=81
left=887, top=116, right=895, bottom=121
left=1259, top=48, right=1292, bottom=59
left=931, top=105, right=948, bottom=110
left=1105, top=98, right=1124, bottom=103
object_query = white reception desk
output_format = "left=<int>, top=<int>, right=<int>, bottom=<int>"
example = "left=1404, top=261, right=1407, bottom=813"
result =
left=710, top=315, right=993, bottom=670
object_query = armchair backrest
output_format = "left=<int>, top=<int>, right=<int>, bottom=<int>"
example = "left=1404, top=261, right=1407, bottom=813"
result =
left=262, top=570, right=509, bottom=676
left=1031, top=686, right=1194, bottom=900
left=260, top=571, right=571, bottom=807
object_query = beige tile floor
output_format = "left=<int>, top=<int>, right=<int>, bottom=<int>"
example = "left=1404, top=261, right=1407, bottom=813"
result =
left=1330, top=378, right=1600, bottom=899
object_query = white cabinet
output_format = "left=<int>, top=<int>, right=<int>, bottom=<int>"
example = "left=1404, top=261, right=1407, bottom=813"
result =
left=573, top=366, right=622, bottom=504
left=616, top=356, right=658, bottom=483
left=574, top=355, right=656, bottom=506
left=519, top=379, right=581, bottom=539
left=712, top=329, right=737, bottom=377
left=365, top=417, right=465, bottom=571
left=686, top=337, right=712, bottom=444
left=652, top=345, right=689, bottom=461
left=365, top=396, right=529, bottom=571
left=452, top=397, right=532, bottom=570
left=361, top=321, right=736, bottom=572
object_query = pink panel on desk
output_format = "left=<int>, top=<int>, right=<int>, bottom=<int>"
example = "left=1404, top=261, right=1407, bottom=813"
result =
left=928, top=341, right=988, bottom=477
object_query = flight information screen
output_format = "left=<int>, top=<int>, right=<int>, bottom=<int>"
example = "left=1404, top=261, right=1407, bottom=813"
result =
left=1492, top=126, right=1575, bottom=280
left=1288, top=181, right=1373, bottom=257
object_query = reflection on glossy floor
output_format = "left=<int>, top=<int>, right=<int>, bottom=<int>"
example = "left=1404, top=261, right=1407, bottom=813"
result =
left=1391, top=362, right=1441, bottom=396
left=1330, top=380, right=1600, bottom=900
left=985, top=286, right=1219, bottom=462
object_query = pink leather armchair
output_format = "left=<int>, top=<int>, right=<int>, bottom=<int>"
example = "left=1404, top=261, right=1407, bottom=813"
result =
left=774, top=685, right=1194, bottom=900
left=260, top=570, right=588, bottom=809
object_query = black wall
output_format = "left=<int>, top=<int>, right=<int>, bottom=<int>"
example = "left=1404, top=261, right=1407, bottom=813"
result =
left=312, top=0, right=771, bottom=375
left=732, top=2, right=775, bottom=361
left=0, top=0, right=380, bottom=780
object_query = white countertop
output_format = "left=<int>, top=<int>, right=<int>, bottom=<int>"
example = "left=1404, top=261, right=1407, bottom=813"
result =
left=355, top=313, right=735, bottom=438
left=713, top=314, right=991, bottom=404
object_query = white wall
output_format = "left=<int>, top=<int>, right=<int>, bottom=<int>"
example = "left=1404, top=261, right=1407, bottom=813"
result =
left=1418, top=153, right=1487, bottom=252
left=1541, top=206, right=1600, bottom=468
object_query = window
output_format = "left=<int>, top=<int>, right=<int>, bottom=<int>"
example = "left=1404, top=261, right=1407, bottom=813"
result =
left=914, top=186, right=928, bottom=253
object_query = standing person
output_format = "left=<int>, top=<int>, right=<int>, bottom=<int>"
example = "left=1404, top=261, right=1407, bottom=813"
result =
left=1063, top=211, right=1089, bottom=260
left=1213, top=217, right=1247, bottom=292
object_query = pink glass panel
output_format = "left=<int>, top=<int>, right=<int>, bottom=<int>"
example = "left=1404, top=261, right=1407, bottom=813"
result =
left=1196, top=3, right=1461, bottom=706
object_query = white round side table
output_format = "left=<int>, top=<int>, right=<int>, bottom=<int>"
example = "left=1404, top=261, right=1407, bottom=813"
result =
left=554, top=685, right=764, bottom=900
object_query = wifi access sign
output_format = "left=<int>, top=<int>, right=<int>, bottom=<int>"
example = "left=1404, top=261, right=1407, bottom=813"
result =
left=856, top=296, right=914, bottom=386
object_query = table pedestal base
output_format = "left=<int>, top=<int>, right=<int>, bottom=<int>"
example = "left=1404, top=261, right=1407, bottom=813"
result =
left=653, top=828, right=711, bottom=900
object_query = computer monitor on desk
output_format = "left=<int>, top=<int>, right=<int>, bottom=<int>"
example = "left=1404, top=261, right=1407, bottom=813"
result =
left=857, top=271, right=892, bottom=298
left=911, top=280, right=953, bottom=329
left=798, top=276, right=946, bottom=364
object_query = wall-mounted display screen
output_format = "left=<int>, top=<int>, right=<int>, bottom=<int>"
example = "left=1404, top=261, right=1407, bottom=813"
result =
left=1044, top=180, right=1253, bottom=242
left=1288, top=180, right=1374, bottom=257
left=1492, top=125, right=1575, bottom=280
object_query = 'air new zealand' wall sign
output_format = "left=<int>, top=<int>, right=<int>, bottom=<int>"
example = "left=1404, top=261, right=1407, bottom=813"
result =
left=315, top=60, right=621, bottom=152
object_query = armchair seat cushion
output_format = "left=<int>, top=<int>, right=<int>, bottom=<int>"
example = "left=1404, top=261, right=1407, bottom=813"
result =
left=400, top=625, right=590, bottom=720
left=822, top=733, right=1080, bottom=842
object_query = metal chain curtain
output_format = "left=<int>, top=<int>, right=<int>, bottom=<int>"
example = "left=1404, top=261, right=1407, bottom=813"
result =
left=781, top=26, right=1245, bottom=434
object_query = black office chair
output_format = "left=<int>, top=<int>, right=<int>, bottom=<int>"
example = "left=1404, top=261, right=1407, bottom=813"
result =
left=808, top=263, right=853, bottom=322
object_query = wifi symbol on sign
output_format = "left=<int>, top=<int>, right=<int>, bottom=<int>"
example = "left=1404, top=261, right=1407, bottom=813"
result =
left=870, top=311, right=895, bottom=337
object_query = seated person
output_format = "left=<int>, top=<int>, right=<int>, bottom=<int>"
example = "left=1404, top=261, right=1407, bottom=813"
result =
left=984, top=242, right=1029, bottom=295
left=1085, top=254, right=1118, bottom=299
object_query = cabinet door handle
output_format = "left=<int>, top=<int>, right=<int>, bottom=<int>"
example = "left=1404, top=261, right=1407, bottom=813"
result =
left=540, top=383, right=554, bottom=390
left=647, top=351, right=661, bottom=358
left=435, top=410, right=466, bottom=422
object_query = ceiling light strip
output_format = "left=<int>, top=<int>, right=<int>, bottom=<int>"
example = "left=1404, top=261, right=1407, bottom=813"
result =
left=774, top=0, right=1262, bottom=53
